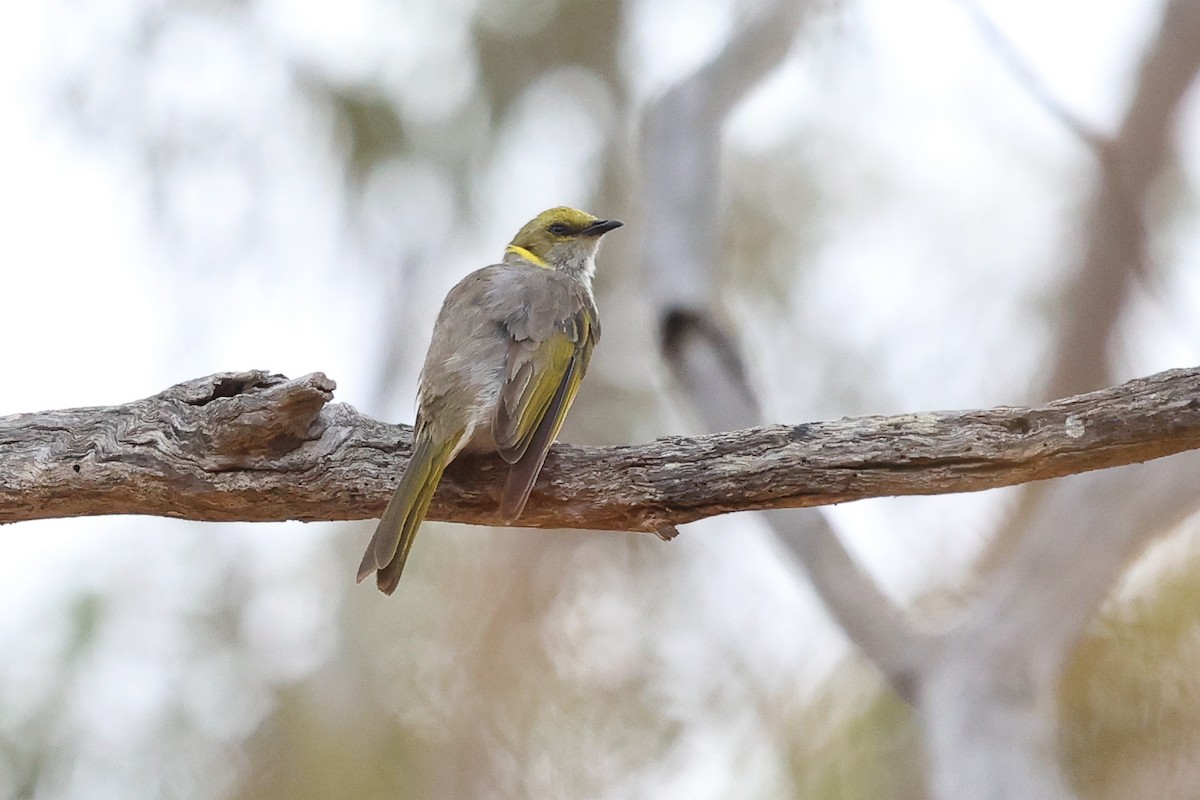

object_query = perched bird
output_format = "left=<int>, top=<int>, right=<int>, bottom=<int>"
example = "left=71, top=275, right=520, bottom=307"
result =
left=358, top=207, right=622, bottom=595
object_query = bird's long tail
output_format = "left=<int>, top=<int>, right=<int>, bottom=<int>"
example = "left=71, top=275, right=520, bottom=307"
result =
left=357, top=426, right=462, bottom=595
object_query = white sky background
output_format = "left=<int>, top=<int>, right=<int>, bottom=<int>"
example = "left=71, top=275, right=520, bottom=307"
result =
left=1, top=0, right=1199, bottom=797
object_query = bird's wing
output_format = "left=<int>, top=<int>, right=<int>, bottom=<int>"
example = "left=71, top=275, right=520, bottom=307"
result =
left=491, top=274, right=598, bottom=520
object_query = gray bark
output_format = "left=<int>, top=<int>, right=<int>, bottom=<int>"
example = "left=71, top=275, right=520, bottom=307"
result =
left=1, top=367, right=1198, bottom=533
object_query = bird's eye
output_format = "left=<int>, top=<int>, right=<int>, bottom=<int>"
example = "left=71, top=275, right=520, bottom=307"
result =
left=548, top=222, right=570, bottom=236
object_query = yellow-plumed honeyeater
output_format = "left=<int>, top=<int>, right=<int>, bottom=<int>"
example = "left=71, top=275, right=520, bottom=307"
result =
left=358, top=207, right=622, bottom=595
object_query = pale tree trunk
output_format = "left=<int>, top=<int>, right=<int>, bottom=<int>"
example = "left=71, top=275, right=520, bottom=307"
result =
left=636, top=0, right=1200, bottom=798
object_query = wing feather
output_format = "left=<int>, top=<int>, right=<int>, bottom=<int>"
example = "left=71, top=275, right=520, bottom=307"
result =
left=494, top=332, right=577, bottom=463
left=488, top=275, right=598, bottom=517
left=498, top=346, right=588, bottom=522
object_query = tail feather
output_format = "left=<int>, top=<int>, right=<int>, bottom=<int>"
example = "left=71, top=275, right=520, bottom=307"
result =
left=358, top=428, right=460, bottom=594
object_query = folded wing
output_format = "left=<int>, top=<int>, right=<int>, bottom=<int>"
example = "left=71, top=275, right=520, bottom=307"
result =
left=491, top=277, right=598, bottom=522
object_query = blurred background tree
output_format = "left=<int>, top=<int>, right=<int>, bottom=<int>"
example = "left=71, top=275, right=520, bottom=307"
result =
left=1, top=0, right=1199, bottom=798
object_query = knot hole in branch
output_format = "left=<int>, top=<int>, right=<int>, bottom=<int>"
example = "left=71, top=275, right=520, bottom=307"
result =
left=188, top=372, right=337, bottom=469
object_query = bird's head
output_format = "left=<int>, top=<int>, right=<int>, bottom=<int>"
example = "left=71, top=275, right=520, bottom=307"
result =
left=504, top=207, right=623, bottom=281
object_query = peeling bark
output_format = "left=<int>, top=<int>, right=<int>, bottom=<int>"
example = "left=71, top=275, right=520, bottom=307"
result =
left=2, top=366, right=1199, bottom=532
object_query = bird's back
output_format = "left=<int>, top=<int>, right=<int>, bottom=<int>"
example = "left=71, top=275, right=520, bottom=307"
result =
left=416, top=263, right=597, bottom=455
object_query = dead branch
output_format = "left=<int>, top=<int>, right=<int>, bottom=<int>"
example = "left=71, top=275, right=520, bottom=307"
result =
left=1, top=366, right=1198, bottom=531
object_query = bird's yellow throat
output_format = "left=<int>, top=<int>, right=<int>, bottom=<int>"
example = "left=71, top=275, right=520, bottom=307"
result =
left=504, top=244, right=550, bottom=268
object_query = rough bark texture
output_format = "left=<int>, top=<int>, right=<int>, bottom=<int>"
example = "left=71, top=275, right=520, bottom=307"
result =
left=2, top=366, right=1199, bottom=531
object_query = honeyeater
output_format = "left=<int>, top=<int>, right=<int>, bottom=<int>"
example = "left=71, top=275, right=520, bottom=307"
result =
left=357, top=207, right=622, bottom=595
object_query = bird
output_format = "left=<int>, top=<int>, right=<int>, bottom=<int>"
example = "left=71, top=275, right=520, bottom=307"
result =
left=357, top=207, right=622, bottom=595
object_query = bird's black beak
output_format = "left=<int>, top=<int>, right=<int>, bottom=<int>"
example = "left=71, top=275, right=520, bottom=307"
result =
left=580, top=219, right=623, bottom=237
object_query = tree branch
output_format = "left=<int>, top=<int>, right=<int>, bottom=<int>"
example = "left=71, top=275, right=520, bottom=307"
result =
left=634, top=0, right=932, bottom=695
left=961, top=1, right=1110, bottom=156
left=2, top=366, right=1199, bottom=530
left=1044, top=0, right=1200, bottom=400
left=922, top=4, right=1200, bottom=795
